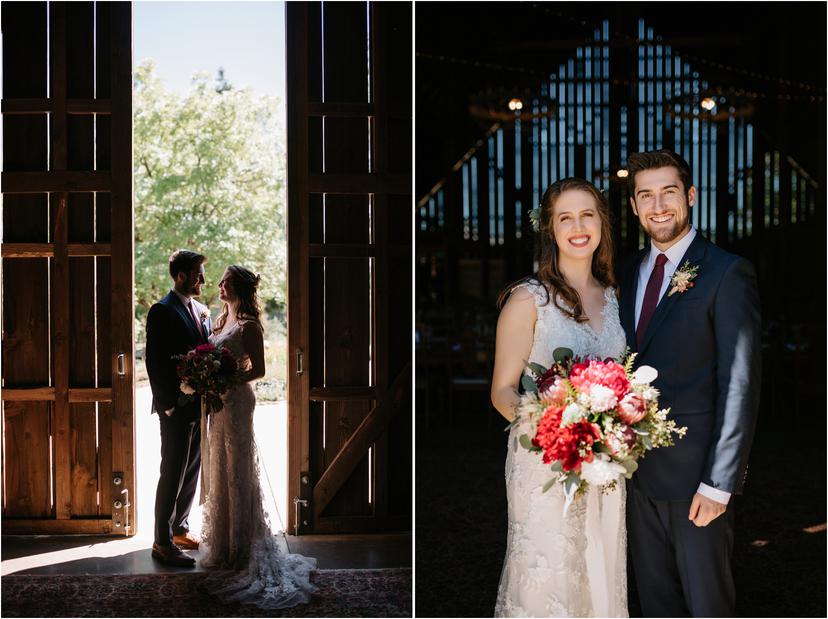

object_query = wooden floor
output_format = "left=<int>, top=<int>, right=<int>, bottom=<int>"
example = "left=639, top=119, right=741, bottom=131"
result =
left=1, top=532, right=411, bottom=575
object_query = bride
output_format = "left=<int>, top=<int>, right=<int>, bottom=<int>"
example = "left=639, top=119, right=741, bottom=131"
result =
left=491, top=178, right=628, bottom=617
left=198, top=264, right=316, bottom=609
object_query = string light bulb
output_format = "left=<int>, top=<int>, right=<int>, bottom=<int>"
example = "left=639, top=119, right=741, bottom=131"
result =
left=701, top=97, right=717, bottom=111
left=616, top=169, right=629, bottom=178
left=508, top=98, right=524, bottom=111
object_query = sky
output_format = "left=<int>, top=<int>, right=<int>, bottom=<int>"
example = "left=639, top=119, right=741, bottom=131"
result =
left=134, top=1, right=285, bottom=100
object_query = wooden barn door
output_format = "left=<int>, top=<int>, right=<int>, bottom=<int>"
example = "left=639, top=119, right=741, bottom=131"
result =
left=286, top=1, right=411, bottom=534
left=1, top=2, right=135, bottom=535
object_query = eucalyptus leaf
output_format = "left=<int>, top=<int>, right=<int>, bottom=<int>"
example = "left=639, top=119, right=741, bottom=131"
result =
left=525, top=361, right=548, bottom=377
left=641, top=435, right=653, bottom=450
left=620, top=458, right=639, bottom=479
left=632, top=426, right=650, bottom=435
left=553, top=347, right=574, bottom=364
left=518, top=434, right=535, bottom=450
left=564, top=473, right=581, bottom=496
left=548, top=461, right=564, bottom=473
left=521, top=374, right=538, bottom=393
left=542, top=478, right=558, bottom=493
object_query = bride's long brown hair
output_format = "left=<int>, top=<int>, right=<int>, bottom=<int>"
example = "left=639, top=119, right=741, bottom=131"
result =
left=497, top=177, right=616, bottom=322
left=213, top=265, right=264, bottom=333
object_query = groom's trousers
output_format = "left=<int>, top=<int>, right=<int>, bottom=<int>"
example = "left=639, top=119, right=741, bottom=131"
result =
left=154, top=412, right=201, bottom=546
left=627, top=477, right=735, bottom=618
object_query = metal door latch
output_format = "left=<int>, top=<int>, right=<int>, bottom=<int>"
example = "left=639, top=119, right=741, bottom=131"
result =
left=293, top=497, right=309, bottom=536
left=296, top=348, right=304, bottom=376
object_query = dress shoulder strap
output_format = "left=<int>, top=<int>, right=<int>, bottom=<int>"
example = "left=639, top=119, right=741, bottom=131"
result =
left=511, top=279, right=552, bottom=308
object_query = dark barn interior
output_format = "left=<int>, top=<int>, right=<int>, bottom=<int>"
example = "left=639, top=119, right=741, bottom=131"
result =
left=415, top=3, right=826, bottom=617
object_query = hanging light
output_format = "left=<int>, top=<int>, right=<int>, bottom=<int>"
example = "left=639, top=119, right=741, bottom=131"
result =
left=616, top=169, right=629, bottom=178
left=701, top=97, right=717, bottom=111
left=508, top=98, right=524, bottom=112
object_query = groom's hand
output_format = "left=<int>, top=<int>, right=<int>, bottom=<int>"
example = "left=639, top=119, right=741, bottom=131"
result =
left=688, top=492, right=727, bottom=527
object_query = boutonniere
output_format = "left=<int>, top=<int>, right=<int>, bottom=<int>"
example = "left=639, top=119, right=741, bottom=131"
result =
left=668, top=261, right=699, bottom=296
left=200, top=309, right=210, bottom=322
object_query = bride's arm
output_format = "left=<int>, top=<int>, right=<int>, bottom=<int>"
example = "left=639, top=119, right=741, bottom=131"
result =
left=490, top=288, right=536, bottom=423
left=239, top=321, right=266, bottom=382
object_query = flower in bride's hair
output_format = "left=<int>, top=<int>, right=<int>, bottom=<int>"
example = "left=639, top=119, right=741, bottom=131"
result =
left=528, top=205, right=542, bottom=232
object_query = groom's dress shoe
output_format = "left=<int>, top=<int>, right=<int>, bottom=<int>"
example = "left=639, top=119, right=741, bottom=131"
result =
left=172, top=532, right=200, bottom=549
left=151, top=542, right=196, bottom=567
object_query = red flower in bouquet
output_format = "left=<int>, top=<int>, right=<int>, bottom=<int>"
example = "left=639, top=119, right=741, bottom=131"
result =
left=531, top=405, right=564, bottom=452
left=537, top=367, right=561, bottom=396
left=538, top=419, right=602, bottom=471
left=569, top=359, right=630, bottom=400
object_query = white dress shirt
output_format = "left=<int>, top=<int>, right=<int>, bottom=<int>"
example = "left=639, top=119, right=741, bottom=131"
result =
left=634, top=227, right=730, bottom=506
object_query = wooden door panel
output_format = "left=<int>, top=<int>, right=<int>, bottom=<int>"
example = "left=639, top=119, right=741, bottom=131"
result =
left=322, top=3, right=368, bottom=103
left=2, top=401, right=51, bottom=518
left=287, top=1, right=411, bottom=535
left=2, top=0, right=133, bottom=535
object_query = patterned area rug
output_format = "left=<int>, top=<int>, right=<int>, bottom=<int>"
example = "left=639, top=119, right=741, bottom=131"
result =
left=1, top=568, right=411, bottom=617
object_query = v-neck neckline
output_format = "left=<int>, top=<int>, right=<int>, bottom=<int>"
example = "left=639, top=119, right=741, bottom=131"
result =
left=580, top=287, right=612, bottom=339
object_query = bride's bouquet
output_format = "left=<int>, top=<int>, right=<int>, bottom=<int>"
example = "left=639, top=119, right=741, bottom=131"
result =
left=514, top=347, right=686, bottom=512
left=174, top=343, right=241, bottom=414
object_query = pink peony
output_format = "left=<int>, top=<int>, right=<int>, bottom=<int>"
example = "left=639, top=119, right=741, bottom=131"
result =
left=569, top=359, right=630, bottom=401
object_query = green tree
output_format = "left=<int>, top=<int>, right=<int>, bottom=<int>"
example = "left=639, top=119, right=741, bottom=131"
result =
left=133, top=59, right=286, bottom=343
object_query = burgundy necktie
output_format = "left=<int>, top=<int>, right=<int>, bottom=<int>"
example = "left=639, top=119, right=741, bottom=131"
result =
left=188, top=301, right=205, bottom=339
left=636, top=253, right=668, bottom=348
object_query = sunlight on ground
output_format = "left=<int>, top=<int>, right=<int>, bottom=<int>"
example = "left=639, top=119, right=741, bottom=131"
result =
left=134, top=385, right=289, bottom=539
left=0, top=388, right=288, bottom=576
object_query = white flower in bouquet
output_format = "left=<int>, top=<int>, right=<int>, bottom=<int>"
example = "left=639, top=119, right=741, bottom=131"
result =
left=631, top=365, right=658, bottom=384
left=580, top=453, right=627, bottom=486
left=642, top=386, right=659, bottom=402
left=180, top=381, right=195, bottom=395
left=561, top=402, right=588, bottom=426
left=588, top=384, right=617, bottom=412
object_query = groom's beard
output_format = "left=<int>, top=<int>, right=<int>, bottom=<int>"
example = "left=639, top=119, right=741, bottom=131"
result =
left=643, top=210, right=691, bottom=245
left=184, top=276, right=202, bottom=297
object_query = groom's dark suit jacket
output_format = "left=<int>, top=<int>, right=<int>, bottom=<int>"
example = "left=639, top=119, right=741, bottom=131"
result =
left=618, top=233, right=762, bottom=501
left=145, top=291, right=212, bottom=423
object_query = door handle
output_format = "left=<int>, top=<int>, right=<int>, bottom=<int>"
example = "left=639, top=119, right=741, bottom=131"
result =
left=296, top=348, right=304, bottom=376
left=117, top=353, right=126, bottom=376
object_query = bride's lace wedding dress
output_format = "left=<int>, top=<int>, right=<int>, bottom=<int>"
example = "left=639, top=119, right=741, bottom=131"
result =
left=199, top=320, right=316, bottom=610
left=495, top=282, right=629, bottom=618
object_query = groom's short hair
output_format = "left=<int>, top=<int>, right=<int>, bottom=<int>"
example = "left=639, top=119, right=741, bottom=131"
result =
left=169, top=249, right=206, bottom=279
left=627, top=150, right=693, bottom=197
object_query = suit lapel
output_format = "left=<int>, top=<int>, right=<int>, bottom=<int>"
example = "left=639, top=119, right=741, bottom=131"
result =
left=638, top=233, right=709, bottom=355
left=168, top=291, right=203, bottom=343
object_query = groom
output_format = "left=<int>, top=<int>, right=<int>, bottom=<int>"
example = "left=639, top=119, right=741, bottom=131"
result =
left=618, top=150, right=761, bottom=617
left=145, top=249, right=212, bottom=567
